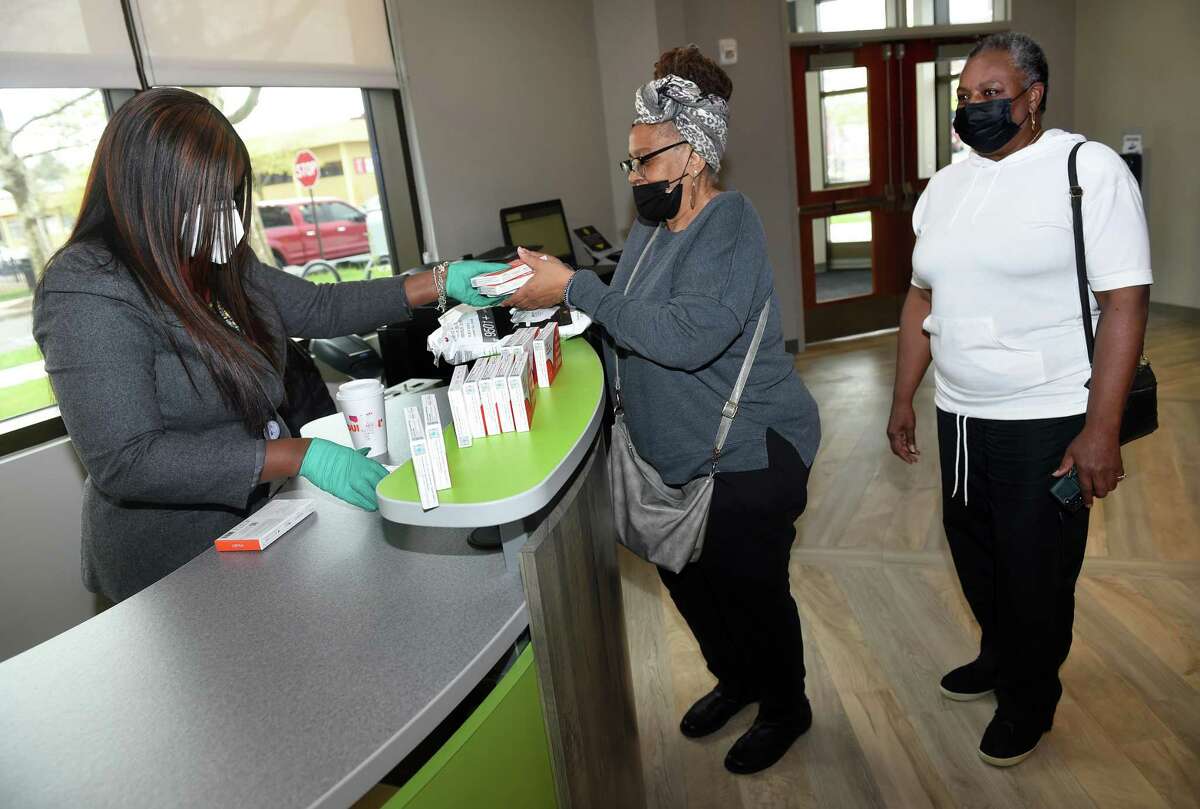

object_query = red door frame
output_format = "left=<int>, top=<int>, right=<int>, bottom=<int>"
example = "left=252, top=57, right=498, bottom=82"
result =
left=790, top=38, right=971, bottom=335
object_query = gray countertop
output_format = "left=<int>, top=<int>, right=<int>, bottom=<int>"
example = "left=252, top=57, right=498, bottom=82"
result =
left=0, top=491, right=528, bottom=808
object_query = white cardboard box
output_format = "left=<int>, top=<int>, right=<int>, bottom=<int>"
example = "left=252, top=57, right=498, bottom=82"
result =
left=507, top=349, right=536, bottom=432
left=477, top=356, right=502, bottom=436
left=492, top=354, right=516, bottom=433
left=421, top=394, right=452, bottom=490
left=403, top=407, right=440, bottom=510
left=531, top=322, right=562, bottom=388
left=463, top=359, right=488, bottom=439
left=446, top=364, right=473, bottom=449
left=214, top=498, right=315, bottom=552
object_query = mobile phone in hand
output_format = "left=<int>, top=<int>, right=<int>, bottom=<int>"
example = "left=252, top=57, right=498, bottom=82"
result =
left=1050, top=468, right=1084, bottom=513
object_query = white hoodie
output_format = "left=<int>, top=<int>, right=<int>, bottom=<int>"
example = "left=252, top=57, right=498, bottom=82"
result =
left=911, top=129, right=1152, bottom=420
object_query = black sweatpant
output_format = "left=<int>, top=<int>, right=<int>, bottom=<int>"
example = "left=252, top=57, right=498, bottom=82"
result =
left=657, top=429, right=811, bottom=721
left=936, top=408, right=1090, bottom=728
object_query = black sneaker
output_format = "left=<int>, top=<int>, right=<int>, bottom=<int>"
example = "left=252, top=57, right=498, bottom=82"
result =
left=680, top=685, right=757, bottom=739
left=724, top=698, right=813, bottom=775
left=939, top=659, right=996, bottom=701
left=978, top=715, right=1045, bottom=767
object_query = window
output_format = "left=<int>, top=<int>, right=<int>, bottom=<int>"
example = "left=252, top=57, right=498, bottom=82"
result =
left=322, top=201, right=362, bottom=222
left=0, top=88, right=108, bottom=425
left=915, top=57, right=968, bottom=179
left=188, top=86, right=390, bottom=274
left=258, top=206, right=293, bottom=229
left=817, top=67, right=871, bottom=187
left=789, top=0, right=888, bottom=33
left=787, top=0, right=1006, bottom=33
left=813, top=212, right=874, bottom=303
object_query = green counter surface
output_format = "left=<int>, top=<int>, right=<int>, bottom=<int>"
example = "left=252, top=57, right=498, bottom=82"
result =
left=377, top=338, right=604, bottom=506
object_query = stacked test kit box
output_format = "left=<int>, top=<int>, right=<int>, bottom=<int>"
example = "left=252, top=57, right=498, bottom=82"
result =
left=445, top=325, right=554, bottom=443
left=403, top=394, right=452, bottom=511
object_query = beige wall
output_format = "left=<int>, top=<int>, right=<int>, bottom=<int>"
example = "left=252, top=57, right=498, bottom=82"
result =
left=1011, top=0, right=1077, bottom=131
left=676, top=0, right=807, bottom=346
left=1073, top=0, right=1200, bottom=309
left=388, top=0, right=615, bottom=262
left=592, top=0, right=664, bottom=239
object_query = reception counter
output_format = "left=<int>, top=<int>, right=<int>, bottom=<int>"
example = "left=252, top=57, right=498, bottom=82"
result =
left=0, top=339, right=643, bottom=809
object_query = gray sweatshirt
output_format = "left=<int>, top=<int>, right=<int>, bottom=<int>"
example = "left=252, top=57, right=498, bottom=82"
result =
left=569, top=192, right=821, bottom=486
left=34, top=243, right=412, bottom=601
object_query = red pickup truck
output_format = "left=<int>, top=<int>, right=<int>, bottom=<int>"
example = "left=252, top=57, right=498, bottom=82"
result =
left=258, top=198, right=369, bottom=267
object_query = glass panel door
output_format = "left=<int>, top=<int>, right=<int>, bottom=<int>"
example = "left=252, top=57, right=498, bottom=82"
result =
left=791, top=37, right=974, bottom=341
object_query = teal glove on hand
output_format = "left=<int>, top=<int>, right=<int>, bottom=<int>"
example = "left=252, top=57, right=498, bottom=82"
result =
left=445, top=260, right=509, bottom=308
left=299, top=438, right=389, bottom=512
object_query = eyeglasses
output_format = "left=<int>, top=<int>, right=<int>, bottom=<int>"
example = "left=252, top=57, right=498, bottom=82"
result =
left=619, top=141, right=689, bottom=177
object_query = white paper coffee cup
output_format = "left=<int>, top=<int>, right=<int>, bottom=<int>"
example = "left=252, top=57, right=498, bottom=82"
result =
left=336, top=379, right=388, bottom=458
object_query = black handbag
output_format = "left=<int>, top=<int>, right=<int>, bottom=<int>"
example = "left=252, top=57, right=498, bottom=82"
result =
left=1068, top=141, right=1158, bottom=445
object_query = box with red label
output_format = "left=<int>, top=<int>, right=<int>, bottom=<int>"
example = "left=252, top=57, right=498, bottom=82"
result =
left=214, top=498, right=315, bottom=552
left=531, top=322, right=561, bottom=388
left=506, top=348, right=537, bottom=432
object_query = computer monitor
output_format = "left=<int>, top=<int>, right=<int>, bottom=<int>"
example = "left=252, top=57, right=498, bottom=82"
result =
left=499, top=199, right=577, bottom=266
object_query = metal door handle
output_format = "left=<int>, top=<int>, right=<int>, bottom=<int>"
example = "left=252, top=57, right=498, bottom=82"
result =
left=305, top=230, right=315, bottom=236
left=336, top=226, right=347, bottom=232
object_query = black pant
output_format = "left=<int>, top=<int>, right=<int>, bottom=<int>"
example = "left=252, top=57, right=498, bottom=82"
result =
left=936, top=408, right=1090, bottom=727
left=657, top=429, right=811, bottom=721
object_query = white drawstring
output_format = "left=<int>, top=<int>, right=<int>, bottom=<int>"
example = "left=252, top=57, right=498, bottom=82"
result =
left=950, top=413, right=970, bottom=506
left=962, top=416, right=969, bottom=506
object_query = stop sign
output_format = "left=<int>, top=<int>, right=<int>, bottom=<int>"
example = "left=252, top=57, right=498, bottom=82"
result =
left=293, top=150, right=320, bottom=188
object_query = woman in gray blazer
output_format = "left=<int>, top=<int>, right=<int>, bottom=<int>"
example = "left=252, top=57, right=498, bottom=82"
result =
left=33, top=89, right=497, bottom=602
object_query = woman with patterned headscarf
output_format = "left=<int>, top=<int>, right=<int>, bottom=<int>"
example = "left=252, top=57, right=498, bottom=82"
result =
left=509, top=46, right=821, bottom=775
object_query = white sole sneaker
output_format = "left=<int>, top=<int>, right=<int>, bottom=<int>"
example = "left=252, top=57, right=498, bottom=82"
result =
left=938, top=684, right=994, bottom=702
left=978, top=739, right=1039, bottom=767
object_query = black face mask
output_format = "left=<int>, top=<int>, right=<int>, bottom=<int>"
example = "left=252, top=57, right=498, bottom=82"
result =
left=632, top=166, right=689, bottom=223
left=953, top=86, right=1031, bottom=154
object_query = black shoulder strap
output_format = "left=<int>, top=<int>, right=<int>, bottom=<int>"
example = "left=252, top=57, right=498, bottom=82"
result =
left=1068, top=141, right=1096, bottom=365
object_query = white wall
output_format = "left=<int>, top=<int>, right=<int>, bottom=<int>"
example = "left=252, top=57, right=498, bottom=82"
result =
left=388, top=0, right=616, bottom=262
left=0, top=438, right=95, bottom=662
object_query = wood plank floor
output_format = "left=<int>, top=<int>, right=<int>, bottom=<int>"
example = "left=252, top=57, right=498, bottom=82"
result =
left=621, top=305, right=1200, bottom=809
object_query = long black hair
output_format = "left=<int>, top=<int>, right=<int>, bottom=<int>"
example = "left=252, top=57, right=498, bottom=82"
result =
left=46, top=88, right=280, bottom=433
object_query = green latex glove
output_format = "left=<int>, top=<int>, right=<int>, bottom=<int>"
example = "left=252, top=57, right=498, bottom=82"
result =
left=299, top=438, right=389, bottom=511
left=445, top=260, right=509, bottom=307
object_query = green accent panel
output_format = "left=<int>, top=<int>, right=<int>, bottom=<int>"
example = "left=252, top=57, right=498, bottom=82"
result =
left=383, top=645, right=558, bottom=809
left=377, top=339, right=602, bottom=504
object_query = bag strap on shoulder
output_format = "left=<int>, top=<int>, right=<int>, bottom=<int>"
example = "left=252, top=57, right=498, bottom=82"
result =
left=1068, top=141, right=1096, bottom=365
left=711, top=298, right=771, bottom=470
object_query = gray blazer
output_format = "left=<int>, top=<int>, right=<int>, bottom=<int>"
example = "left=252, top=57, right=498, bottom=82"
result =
left=34, top=242, right=412, bottom=601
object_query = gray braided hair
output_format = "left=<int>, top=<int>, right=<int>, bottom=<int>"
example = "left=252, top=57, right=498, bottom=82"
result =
left=968, top=32, right=1049, bottom=111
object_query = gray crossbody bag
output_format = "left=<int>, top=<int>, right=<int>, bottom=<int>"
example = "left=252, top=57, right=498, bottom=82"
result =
left=608, top=225, right=771, bottom=574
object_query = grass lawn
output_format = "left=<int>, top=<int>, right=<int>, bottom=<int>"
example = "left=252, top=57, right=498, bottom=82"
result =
left=0, top=377, right=55, bottom=421
left=0, top=288, right=33, bottom=303
left=0, top=345, right=42, bottom=371
left=306, top=265, right=387, bottom=285
left=831, top=210, right=871, bottom=225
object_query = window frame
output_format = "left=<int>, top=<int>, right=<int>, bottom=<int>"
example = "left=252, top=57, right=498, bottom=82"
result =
left=1, top=86, right=426, bottom=459
left=785, top=0, right=1009, bottom=45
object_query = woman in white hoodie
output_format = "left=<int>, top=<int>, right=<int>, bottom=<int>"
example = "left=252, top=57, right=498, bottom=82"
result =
left=886, top=33, right=1151, bottom=767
